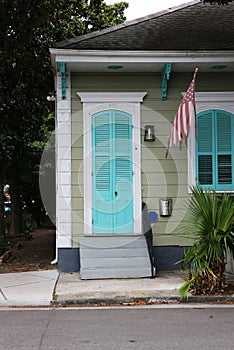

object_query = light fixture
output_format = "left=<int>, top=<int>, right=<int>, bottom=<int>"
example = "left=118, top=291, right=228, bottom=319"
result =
left=46, top=91, right=56, bottom=102
left=107, top=65, right=123, bottom=70
left=144, top=125, right=155, bottom=142
left=211, top=65, right=227, bottom=70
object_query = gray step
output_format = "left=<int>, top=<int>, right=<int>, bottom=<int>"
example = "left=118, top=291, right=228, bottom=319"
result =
left=80, top=236, right=147, bottom=249
left=81, top=256, right=151, bottom=269
left=80, top=267, right=152, bottom=280
left=80, top=247, right=149, bottom=259
left=79, top=236, right=152, bottom=279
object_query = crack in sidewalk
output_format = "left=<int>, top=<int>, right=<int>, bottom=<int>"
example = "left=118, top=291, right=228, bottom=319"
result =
left=0, top=288, right=7, bottom=300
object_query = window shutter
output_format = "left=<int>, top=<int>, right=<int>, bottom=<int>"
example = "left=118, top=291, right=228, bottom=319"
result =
left=196, top=111, right=213, bottom=186
left=196, top=109, right=233, bottom=190
left=216, top=111, right=232, bottom=187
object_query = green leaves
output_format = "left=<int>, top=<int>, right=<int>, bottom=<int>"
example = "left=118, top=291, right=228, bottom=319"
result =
left=0, top=0, right=128, bottom=235
left=179, top=187, right=234, bottom=299
left=203, top=0, right=234, bottom=4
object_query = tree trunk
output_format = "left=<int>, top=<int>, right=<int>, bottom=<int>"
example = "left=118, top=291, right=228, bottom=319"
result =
left=9, top=166, right=22, bottom=236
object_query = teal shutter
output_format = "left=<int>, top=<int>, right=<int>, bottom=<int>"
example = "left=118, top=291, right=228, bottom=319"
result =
left=196, top=111, right=214, bottom=187
left=92, top=110, right=133, bottom=234
left=196, top=110, right=234, bottom=190
left=113, top=111, right=133, bottom=234
left=92, top=111, right=113, bottom=233
left=216, top=111, right=232, bottom=190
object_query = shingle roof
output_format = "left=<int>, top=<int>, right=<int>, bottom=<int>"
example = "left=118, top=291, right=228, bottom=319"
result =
left=55, top=1, right=234, bottom=51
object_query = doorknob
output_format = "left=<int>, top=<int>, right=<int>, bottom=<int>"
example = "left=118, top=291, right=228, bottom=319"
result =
left=115, top=191, right=118, bottom=196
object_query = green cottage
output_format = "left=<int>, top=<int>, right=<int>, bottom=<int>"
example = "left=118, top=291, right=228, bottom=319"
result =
left=49, top=0, right=234, bottom=278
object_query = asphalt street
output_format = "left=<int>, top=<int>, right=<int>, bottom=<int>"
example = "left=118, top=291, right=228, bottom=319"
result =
left=0, top=306, right=233, bottom=349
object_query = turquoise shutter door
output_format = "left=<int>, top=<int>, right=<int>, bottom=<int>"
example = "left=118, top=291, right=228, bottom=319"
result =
left=92, top=111, right=113, bottom=234
left=113, top=111, right=133, bottom=234
left=92, top=110, right=133, bottom=234
left=196, top=111, right=214, bottom=187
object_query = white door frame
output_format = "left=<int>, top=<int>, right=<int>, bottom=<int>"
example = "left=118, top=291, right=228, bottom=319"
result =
left=77, top=92, right=147, bottom=235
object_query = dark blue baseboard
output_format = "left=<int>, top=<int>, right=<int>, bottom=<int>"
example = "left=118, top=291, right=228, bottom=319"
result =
left=153, top=246, right=186, bottom=271
left=58, top=248, right=80, bottom=272
left=57, top=246, right=186, bottom=272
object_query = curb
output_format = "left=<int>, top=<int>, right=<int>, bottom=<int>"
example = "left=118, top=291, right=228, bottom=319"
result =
left=51, top=294, right=234, bottom=306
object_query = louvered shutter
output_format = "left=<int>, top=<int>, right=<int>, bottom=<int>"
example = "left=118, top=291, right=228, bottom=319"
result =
left=114, top=111, right=132, bottom=191
left=113, top=111, right=133, bottom=233
left=216, top=111, right=233, bottom=190
left=92, top=112, right=113, bottom=233
left=92, top=110, right=133, bottom=234
left=196, top=111, right=214, bottom=187
left=196, top=110, right=233, bottom=190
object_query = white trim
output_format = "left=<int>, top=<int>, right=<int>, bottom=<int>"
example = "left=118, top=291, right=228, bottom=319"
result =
left=50, top=49, right=234, bottom=65
left=56, top=72, right=72, bottom=247
left=187, top=92, right=234, bottom=192
left=78, top=92, right=147, bottom=235
left=78, top=92, right=147, bottom=103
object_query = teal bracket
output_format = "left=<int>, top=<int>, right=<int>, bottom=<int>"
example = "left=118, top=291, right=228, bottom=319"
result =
left=161, top=63, right=172, bottom=101
left=59, top=62, right=66, bottom=100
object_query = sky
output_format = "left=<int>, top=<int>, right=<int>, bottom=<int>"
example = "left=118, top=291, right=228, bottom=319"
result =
left=105, top=0, right=193, bottom=20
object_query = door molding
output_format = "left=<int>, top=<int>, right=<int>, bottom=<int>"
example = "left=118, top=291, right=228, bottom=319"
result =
left=77, top=92, right=147, bottom=235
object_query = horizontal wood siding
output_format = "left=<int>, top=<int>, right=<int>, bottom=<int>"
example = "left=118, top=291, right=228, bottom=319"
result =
left=71, top=72, right=234, bottom=247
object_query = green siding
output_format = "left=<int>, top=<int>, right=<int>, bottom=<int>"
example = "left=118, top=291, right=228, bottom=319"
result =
left=71, top=72, right=234, bottom=247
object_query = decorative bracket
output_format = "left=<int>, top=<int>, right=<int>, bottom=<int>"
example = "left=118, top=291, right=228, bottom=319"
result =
left=59, top=62, right=66, bottom=100
left=161, top=63, right=172, bottom=101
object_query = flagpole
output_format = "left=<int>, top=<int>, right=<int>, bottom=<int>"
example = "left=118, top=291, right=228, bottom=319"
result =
left=165, top=68, right=198, bottom=158
left=194, top=67, right=199, bottom=77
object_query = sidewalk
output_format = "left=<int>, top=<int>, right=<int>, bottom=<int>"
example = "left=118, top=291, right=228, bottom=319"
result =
left=0, top=270, right=234, bottom=307
left=0, top=270, right=58, bottom=306
left=54, top=270, right=187, bottom=305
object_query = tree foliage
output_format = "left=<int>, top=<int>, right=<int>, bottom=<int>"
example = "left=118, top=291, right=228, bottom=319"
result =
left=0, top=0, right=128, bottom=237
left=203, top=0, right=233, bottom=4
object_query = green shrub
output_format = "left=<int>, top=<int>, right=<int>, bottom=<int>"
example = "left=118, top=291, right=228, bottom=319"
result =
left=179, top=187, right=234, bottom=300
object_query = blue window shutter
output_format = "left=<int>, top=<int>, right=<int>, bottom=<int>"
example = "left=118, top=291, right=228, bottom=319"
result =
left=216, top=111, right=233, bottom=189
left=196, top=109, right=234, bottom=191
left=196, top=111, right=214, bottom=187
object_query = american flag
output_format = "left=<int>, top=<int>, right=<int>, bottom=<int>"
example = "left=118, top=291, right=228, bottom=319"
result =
left=165, top=68, right=198, bottom=158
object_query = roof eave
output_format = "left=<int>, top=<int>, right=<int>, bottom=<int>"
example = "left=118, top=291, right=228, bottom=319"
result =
left=49, top=49, right=234, bottom=69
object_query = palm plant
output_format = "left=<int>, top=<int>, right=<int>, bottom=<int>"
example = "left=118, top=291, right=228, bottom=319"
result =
left=179, top=186, right=234, bottom=300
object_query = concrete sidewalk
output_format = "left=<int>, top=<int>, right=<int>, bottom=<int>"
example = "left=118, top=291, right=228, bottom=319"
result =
left=0, top=270, right=234, bottom=307
left=0, top=270, right=58, bottom=306
left=54, top=271, right=187, bottom=305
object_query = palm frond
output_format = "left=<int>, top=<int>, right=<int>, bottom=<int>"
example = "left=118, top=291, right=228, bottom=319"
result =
left=180, top=186, right=234, bottom=296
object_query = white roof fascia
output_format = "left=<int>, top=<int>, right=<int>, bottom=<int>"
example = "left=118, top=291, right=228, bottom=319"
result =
left=49, top=49, right=234, bottom=69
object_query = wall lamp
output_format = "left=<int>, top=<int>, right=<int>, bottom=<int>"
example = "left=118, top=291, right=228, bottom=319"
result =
left=47, top=91, right=56, bottom=102
left=144, top=125, right=155, bottom=142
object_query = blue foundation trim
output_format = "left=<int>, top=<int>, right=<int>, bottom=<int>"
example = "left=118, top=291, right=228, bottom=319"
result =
left=57, top=246, right=186, bottom=272
left=58, top=248, right=80, bottom=272
left=153, top=246, right=186, bottom=271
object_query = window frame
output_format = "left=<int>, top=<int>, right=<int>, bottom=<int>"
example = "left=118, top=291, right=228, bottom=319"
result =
left=187, top=92, right=234, bottom=193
